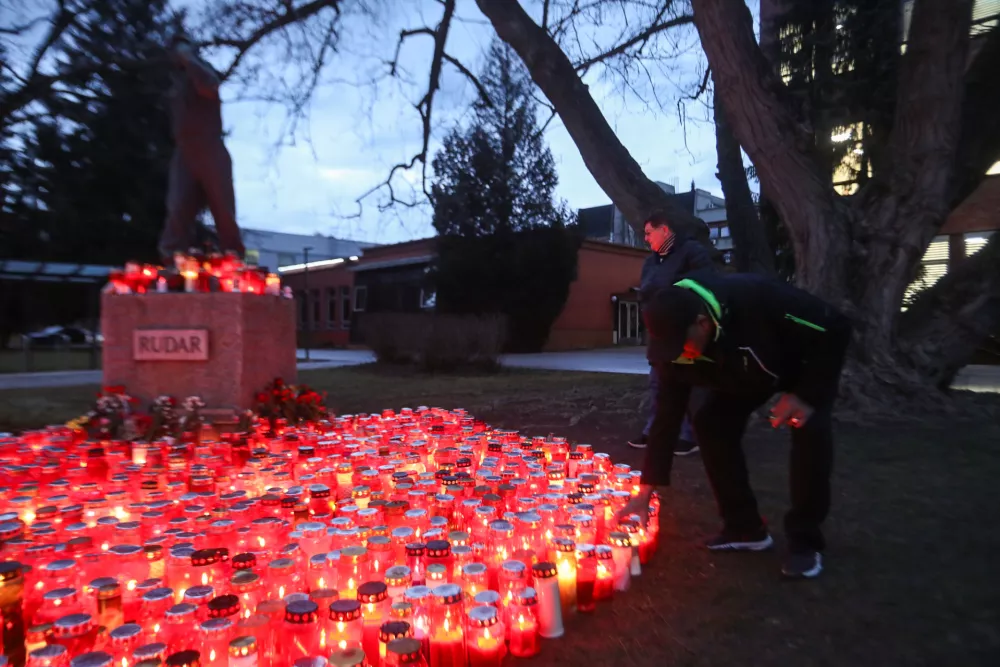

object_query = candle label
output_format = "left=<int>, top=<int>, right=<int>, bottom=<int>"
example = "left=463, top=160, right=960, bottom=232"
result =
left=133, top=329, right=209, bottom=361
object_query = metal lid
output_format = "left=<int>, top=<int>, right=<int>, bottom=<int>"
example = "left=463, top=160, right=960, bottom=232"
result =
left=142, top=587, right=175, bottom=603
left=228, top=636, right=257, bottom=658
left=199, top=618, right=233, bottom=635
left=384, top=565, right=411, bottom=586
left=285, top=599, right=318, bottom=624
left=467, top=604, right=499, bottom=627
left=53, top=613, right=94, bottom=637
left=531, top=561, right=557, bottom=578
left=327, top=647, right=367, bottom=667
left=357, top=581, right=388, bottom=603
left=462, top=562, right=487, bottom=577
left=329, top=598, right=362, bottom=621
left=473, top=590, right=501, bottom=607
left=267, top=557, right=295, bottom=571
left=378, top=620, right=412, bottom=642
left=516, top=586, right=538, bottom=606
left=69, top=651, right=113, bottom=667
left=184, top=585, right=214, bottom=602
left=595, top=544, right=614, bottom=560
left=164, top=650, right=200, bottom=667
left=109, top=622, right=142, bottom=644
left=425, top=539, right=450, bottom=557
left=165, top=603, right=198, bottom=620
left=232, top=552, right=256, bottom=570
left=133, top=643, right=168, bottom=660
left=28, top=644, right=67, bottom=662
left=385, top=637, right=423, bottom=663
left=500, top=560, right=527, bottom=577
left=207, top=594, right=240, bottom=618
left=431, top=583, right=462, bottom=605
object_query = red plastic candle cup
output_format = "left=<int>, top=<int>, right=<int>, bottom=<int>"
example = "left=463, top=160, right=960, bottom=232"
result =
left=358, top=581, right=389, bottom=664
left=378, top=620, right=413, bottom=666
left=594, top=546, right=615, bottom=602
left=428, top=584, right=465, bottom=667
left=574, top=544, right=597, bottom=613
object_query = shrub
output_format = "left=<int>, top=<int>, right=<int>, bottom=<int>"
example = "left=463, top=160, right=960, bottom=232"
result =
left=358, top=313, right=506, bottom=371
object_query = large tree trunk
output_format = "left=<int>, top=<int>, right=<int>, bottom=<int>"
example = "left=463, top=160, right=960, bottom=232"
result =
left=475, top=0, right=709, bottom=244
left=692, top=0, right=988, bottom=400
left=712, top=83, right=775, bottom=275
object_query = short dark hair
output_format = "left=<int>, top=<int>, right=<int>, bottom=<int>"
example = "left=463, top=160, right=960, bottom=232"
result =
left=644, top=212, right=671, bottom=229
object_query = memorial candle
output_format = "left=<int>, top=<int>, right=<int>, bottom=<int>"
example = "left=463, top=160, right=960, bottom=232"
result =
left=384, top=637, right=426, bottom=667
left=428, top=584, right=465, bottom=667
left=358, top=581, right=389, bottom=664
left=606, top=532, right=632, bottom=593
left=593, top=546, right=615, bottom=602
left=327, top=600, right=364, bottom=653
left=280, top=599, right=320, bottom=664
left=378, top=621, right=412, bottom=667
left=528, top=563, right=562, bottom=639
left=383, top=567, right=411, bottom=605
left=465, top=606, right=502, bottom=667
left=551, top=538, right=576, bottom=614
left=228, top=635, right=258, bottom=667
left=507, top=588, right=540, bottom=658
left=574, top=545, right=596, bottom=613
left=0, top=562, right=27, bottom=667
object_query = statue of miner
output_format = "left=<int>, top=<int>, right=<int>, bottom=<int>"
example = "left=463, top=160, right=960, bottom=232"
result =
left=159, top=33, right=245, bottom=263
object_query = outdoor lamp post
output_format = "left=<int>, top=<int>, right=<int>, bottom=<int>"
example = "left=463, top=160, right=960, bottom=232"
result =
left=302, top=246, right=313, bottom=362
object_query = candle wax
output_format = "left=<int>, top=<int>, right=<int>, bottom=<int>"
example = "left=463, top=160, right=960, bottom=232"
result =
left=467, top=633, right=502, bottom=667
left=429, top=633, right=466, bottom=667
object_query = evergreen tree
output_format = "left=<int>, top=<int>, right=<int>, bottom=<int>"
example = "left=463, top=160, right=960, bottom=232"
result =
left=430, top=41, right=579, bottom=352
left=2, top=0, right=180, bottom=264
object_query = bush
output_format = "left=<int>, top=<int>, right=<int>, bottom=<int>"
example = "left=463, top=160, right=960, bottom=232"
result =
left=359, top=313, right=507, bottom=371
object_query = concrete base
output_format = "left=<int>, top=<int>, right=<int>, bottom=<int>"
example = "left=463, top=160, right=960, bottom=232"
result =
left=101, top=292, right=297, bottom=410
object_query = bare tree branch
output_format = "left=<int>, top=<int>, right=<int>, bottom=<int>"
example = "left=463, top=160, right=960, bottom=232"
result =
left=0, top=14, right=47, bottom=35
left=201, top=0, right=344, bottom=81
left=574, top=13, right=693, bottom=74
left=354, top=0, right=457, bottom=213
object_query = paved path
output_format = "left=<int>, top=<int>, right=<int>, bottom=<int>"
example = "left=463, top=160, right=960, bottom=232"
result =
left=2, top=346, right=998, bottom=393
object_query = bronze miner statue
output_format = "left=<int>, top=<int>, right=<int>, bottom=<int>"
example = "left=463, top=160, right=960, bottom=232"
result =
left=159, top=33, right=245, bottom=264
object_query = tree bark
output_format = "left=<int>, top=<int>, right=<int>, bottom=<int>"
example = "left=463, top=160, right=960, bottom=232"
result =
left=475, top=0, right=709, bottom=243
left=952, top=27, right=1000, bottom=206
left=712, top=83, right=775, bottom=276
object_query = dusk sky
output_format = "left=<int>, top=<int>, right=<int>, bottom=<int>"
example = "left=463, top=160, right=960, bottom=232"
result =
left=202, top=0, right=742, bottom=244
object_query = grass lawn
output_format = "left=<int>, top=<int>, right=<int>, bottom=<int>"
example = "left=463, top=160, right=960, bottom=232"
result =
left=2, top=364, right=999, bottom=665
left=0, top=349, right=101, bottom=374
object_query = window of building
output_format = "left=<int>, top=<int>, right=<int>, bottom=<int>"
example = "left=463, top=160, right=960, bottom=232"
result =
left=904, top=235, right=949, bottom=304
left=420, top=289, right=436, bottom=310
left=297, top=291, right=307, bottom=328
left=326, top=288, right=338, bottom=329
left=245, top=249, right=260, bottom=266
left=354, top=286, right=368, bottom=312
left=311, top=289, right=320, bottom=329
left=831, top=122, right=868, bottom=195
left=340, top=285, right=352, bottom=328
left=277, top=252, right=297, bottom=267
left=722, top=251, right=733, bottom=265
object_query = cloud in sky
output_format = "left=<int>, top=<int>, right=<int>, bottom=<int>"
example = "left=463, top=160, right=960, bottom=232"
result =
left=213, top=0, right=728, bottom=245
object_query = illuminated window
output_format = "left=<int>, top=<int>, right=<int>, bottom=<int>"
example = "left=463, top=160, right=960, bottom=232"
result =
left=245, top=249, right=260, bottom=266
left=904, top=236, right=949, bottom=303
left=987, top=160, right=1000, bottom=175
left=966, top=231, right=995, bottom=256
left=831, top=122, right=866, bottom=195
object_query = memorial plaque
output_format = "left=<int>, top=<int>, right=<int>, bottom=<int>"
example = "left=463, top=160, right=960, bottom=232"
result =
left=133, top=329, right=209, bottom=361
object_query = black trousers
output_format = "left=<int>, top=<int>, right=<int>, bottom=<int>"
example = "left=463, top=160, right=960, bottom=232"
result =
left=690, top=390, right=834, bottom=552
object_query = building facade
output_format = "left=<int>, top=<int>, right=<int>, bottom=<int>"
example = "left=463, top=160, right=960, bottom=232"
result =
left=280, top=236, right=656, bottom=351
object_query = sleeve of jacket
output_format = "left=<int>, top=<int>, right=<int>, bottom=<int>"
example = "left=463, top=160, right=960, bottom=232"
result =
left=776, top=290, right=852, bottom=407
left=640, top=367, right=691, bottom=486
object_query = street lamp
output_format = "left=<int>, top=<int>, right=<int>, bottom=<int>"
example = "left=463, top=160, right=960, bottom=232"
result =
left=302, top=246, right=314, bottom=362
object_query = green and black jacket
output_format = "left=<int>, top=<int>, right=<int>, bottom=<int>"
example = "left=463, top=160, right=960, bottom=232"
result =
left=642, top=271, right=852, bottom=486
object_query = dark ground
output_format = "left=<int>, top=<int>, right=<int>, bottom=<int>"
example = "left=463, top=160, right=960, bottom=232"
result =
left=2, top=364, right=999, bottom=666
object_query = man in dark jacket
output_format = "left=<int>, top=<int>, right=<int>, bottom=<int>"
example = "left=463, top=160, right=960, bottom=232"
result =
left=619, top=271, right=851, bottom=579
left=628, top=214, right=715, bottom=455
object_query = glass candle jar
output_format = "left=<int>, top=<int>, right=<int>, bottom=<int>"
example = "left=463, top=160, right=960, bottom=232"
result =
left=551, top=538, right=576, bottom=614
left=378, top=620, right=412, bottom=666
left=528, top=563, right=562, bottom=639
left=328, top=647, right=368, bottom=667
left=574, top=544, right=596, bottom=613
left=337, top=548, right=369, bottom=601
left=497, top=560, right=526, bottom=611
left=357, top=581, right=389, bottom=664
left=593, top=545, right=615, bottom=602
left=403, top=544, right=426, bottom=587
left=366, top=537, right=392, bottom=581
left=51, top=613, right=98, bottom=657
left=384, top=567, right=411, bottom=605
left=280, top=599, right=319, bottom=664
left=327, top=599, right=363, bottom=653
left=199, top=618, right=234, bottom=667
left=428, top=584, right=464, bottom=667
left=265, top=559, right=299, bottom=601
left=459, top=564, right=487, bottom=603
left=384, top=637, right=425, bottom=667
left=27, top=643, right=69, bottom=667
left=108, top=623, right=143, bottom=666
left=506, top=588, right=540, bottom=658
left=227, top=635, right=258, bottom=667
left=162, top=603, right=200, bottom=653
left=465, top=606, right=502, bottom=667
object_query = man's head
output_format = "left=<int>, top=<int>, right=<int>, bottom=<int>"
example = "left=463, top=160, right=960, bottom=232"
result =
left=644, top=286, right=716, bottom=360
left=643, top=214, right=674, bottom=252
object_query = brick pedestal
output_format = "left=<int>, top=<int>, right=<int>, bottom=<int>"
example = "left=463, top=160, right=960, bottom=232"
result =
left=102, top=292, right=297, bottom=410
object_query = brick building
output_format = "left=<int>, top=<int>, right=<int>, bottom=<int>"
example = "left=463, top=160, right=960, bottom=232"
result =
left=280, top=236, right=652, bottom=351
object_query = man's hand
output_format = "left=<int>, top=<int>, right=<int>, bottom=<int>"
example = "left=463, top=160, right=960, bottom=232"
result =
left=770, top=393, right=815, bottom=429
left=614, top=484, right=656, bottom=527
